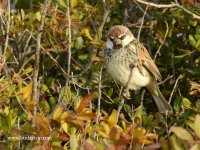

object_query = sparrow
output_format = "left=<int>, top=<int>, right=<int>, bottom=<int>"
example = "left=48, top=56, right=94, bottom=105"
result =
left=104, top=25, right=172, bottom=113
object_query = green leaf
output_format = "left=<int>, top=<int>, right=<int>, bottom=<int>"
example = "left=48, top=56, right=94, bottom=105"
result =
left=194, top=115, right=200, bottom=139
left=75, top=36, right=84, bottom=50
left=174, top=96, right=182, bottom=112
left=59, top=0, right=67, bottom=8
left=134, top=106, right=143, bottom=124
left=78, top=54, right=88, bottom=60
left=170, top=126, right=194, bottom=142
left=189, top=35, right=197, bottom=48
left=171, top=135, right=183, bottom=150
left=182, top=97, right=191, bottom=109
left=108, top=88, right=113, bottom=97
left=196, top=25, right=200, bottom=35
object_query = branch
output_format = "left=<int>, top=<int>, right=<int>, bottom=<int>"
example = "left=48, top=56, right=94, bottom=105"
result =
left=32, top=0, right=52, bottom=114
left=67, top=0, right=72, bottom=82
left=154, top=20, right=169, bottom=60
left=137, top=5, right=149, bottom=41
left=135, top=0, right=176, bottom=8
left=135, top=0, right=200, bottom=19
left=96, top=64, right=103, bottom=125
left=169, top=75, right=180, bottom=104
left=172, top=0, right=200, bottom=20
left=2, top=1, right=11, bottom=65
left=74, top=1, right=110, bottom=78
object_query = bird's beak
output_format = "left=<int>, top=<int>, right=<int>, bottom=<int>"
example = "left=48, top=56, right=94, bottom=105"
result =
left=113, top=38, right=121, bottom=46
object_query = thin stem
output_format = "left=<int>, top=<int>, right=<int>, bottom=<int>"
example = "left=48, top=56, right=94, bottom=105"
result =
left=154, top=21, right=169, bottom=60
left=32, top=0, right=52, bottom=115
left=96, top=64, right=103, bottom=125
left=67, top=0, right=71, bottom=82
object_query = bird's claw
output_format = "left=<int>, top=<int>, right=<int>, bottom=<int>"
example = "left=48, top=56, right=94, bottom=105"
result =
left=122, top=89, right=131, bottom=100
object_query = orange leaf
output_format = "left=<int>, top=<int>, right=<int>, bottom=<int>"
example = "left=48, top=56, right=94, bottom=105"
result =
left=76, top=94, right=95, bottom=113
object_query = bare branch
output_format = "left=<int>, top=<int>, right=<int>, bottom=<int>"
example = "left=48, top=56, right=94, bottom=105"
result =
left=173, top=0, right=200, bottom=20
left=137, top=5, right=149, bottom=41
left=154, top=20, right=169, bottom=60
left=32, top=0, right=52, bottom=114
left=169, top=75, right=180, bottom=104
left=135, top=0, right=176, bottom=8
left=96, top=64, right=103, bottom=125
left=67, top=0, right=72, bottom=81
left=2, top=1, right=11, bottom=65
left=135, top=0, right=200, bottom=19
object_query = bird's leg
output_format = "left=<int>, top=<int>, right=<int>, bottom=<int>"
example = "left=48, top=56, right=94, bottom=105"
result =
left=122, top=88, right=131, bottom=99
left=122, top=65, right=134, bottom=100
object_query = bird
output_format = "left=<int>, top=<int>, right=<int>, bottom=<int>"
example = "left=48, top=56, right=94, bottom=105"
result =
left=104, top=25, right=172, bottom=113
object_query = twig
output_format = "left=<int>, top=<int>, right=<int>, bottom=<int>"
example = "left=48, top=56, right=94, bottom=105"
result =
left=154, top=20, right=169, bottom=60
left=122, top=0, right=128, bottom=24
left=96, top=64, right=103, bottom=125
left=135, top=0, right=200, bottom=19
left=173, top=0, right=200, bottom=20
left=2, top=1, right=11, bottom=65
left=137, top=5, right=149, bottom=41
left=67, top=0, right=71, bottom=82
left=24, top=29, right=68, bottom=78
left=16, top=96, right=28, bottom=115
left=158, top=74, right=174, bottom=85
left=32, top=0, right=52, bottom=115
left=168, top=75, right=180, bottom=104
left=140, top=89, right=145, bottom=107
left=74, top=0, right=110, bottom=78
left=135, top=0, right=176, bottom=8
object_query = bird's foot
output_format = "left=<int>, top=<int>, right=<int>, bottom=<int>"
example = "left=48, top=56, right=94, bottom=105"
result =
left=122, top=89, right=131, bottom=100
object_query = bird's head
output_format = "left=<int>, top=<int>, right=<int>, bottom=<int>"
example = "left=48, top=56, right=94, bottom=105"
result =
left=105, top=25, right=135, bottom=50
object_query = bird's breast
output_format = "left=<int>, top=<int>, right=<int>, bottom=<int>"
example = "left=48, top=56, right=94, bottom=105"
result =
left=106, top=50, right=151, bottom=90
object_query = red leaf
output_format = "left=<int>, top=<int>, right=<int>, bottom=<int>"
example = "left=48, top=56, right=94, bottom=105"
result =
left=76, top=94, right=95, bottom=113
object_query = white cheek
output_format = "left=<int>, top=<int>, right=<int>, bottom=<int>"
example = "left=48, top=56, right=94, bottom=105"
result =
left=122, top=35, right=134, bottom=46
left=106, top=39, right=114, bottom=49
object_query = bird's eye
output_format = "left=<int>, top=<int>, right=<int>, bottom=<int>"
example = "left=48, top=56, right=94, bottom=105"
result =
left=120, top=35, right=126, bottom=40
left=109, top=37, right=114, bottom=41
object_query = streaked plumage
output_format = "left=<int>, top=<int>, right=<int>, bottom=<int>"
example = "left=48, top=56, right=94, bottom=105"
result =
left=104, top=25, right=172, bottom=113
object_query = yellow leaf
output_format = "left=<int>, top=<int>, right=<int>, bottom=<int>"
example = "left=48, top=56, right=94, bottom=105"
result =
left=82, top=28, right=94, bottom=41
left=4, top=106, right=9, bottom=115
left=21, top=9, right=25, bottom=20
left=190, top=144, right=200, bottom=150
left=70, top=132, right=78, bottom=150
left=146, top=133, right=158, bottom=139
left=61, top=121, right=69, bottom=134
left=60, top=111, right=70, bottom=120
left=108, top=109, right=117, bottom=126
left=142, top=139, right=154, bottom=145
left=52, top=106, right=64, bottom=120
left=170, top=126, right=194, bottom=142
left=194, top=115, right=200, bottom=139
left=36, top=12, right=41, bottom=21
left=71, top=0, right=79, bottom=8
left=21, top=67, right=33, bottom=75
left=21, top=82, right=32, bottom=102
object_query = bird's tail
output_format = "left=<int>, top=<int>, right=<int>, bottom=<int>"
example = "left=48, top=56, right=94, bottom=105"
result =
left=147, top=84, right=172, bottom=113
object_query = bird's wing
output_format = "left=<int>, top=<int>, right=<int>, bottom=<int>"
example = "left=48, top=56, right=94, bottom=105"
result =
left=130, top=40, right=162, bottom=83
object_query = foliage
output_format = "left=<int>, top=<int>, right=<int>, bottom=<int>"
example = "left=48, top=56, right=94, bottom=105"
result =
left=0, top=0, right=200, bottom=149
